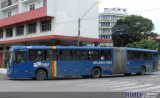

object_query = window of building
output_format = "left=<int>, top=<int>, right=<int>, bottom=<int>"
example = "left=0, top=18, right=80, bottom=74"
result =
left=6, top=47, right=10, bottom=50
left=8, top=0, right=12, bottom=6
left=40, top=20, right=51, bottom=32
left=43, top=0, right=47, bottom=7
left=0, top=47, right=3, bottom=50
left=6, top=28, right=13, bottom=38
left=0, top=29, right=3, bottom=39
left=123, top=9, right=126, bottom=12
left=27, top=23, right=36, bottom=34
left=118, top=8, right=121, bottom=11
left=29, top=50, right=42, bottom=61
left=44, top=50, right=58, bottom=61
left=30, top=4, right=35, bottom=11
left=16, top=25, right=24, bottom=36
left=8, top=11, right=12, bottom=17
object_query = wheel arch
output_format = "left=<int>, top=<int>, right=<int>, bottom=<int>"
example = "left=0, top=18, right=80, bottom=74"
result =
left=141, top=65, right=147, bottom=72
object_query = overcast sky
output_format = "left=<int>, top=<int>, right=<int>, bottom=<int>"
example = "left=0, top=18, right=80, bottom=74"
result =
left=98, top=0, right=160, bottom=33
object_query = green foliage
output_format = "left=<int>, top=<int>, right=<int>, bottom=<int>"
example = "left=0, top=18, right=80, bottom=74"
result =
left=112, top=15, right=155, bottom=47
left=126, top=39, right=158, bottom=50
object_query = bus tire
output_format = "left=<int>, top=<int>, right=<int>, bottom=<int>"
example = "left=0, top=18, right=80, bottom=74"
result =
left=91, top=68, right=102, bottom=78
left=35, top=69, right=47, bottom=80
left=137, top=67, right=146, bottom=75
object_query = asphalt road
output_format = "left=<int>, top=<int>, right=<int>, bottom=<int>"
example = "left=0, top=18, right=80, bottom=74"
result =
left=0, top=72, right=160, bottom=92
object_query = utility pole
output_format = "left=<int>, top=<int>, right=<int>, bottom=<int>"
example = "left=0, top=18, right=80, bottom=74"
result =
left=77, top=18, right=81, bottom=47
left=77, top=2, right=98, bottom=46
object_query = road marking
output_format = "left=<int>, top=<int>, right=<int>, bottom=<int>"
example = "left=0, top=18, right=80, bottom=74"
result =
left=131, top=86, right=160, bottom=92
left=76, top=81, right=127, bottom=87
left=83, top=82, right=130, bottom=87
left=84, top=82, right=134, bottom=88
left=153, top=89, right=160, bottom=92
left=47, top=79, right=160, bottom=92
left=54, top=80, right=112, bottom=85
left=103, top=83, right=139, bottom=89
left=112, top=84, right=153, bottom=91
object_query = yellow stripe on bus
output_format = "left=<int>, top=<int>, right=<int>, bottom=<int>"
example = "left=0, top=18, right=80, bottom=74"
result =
left=54, top=61, right=57, bottom=77
left=52, top=46, right=56, bottom=50
left=51, top=46, right=57, bottom=77
left=52, top=61, right=57, bottom=77
left=52, top=61, right=55, bottom=77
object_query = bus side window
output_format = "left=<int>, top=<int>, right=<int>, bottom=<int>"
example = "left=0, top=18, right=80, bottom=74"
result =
left=129, top=51, right=134, bottom=60
left=72, top=50, right=88, bottom=60
left=143, top=52, right=151, bottom=60
left=128, top=51, right=141, bottom=60
left=29, top=50, right=42, bottom=61
left=59, top=50, right=71, bottom=61
left=88, top=50, right=99, bottom=60
left=100, top=50, right=111, bottom=60
left=44, top=50, right=58, bottom=61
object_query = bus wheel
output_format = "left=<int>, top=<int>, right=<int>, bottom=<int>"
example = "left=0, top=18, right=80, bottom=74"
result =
left=35, top=69, right=47, bottom=80
left=137, top=67, right=146, bottom=75
left=91, top=68, right=102, bottom=78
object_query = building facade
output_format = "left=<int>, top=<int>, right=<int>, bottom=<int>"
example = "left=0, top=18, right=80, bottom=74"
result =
left=0, top=0, right=112, bottom=67
left=99, top=8, right=127, bottom=46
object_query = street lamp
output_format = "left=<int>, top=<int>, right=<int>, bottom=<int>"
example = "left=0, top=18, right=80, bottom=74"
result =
left=77, top=2, right=99, bottom=46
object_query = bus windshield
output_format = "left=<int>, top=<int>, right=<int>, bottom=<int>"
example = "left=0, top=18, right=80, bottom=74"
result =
left=8, top=49, right=26, bottom=67
left=8, top=51, right=13, bottom=67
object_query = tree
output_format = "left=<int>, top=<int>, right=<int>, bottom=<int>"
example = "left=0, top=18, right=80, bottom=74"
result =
left=112, top=15, right=154, bottom=47
left=126, top=39, right=158, bottom=50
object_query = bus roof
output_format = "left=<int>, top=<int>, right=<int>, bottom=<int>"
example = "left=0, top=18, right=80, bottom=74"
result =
left=126, top=48, right=157, bottom=52
left=10, top=46, right=113, bottom=50
left=10, top=46, right=157, bottom=52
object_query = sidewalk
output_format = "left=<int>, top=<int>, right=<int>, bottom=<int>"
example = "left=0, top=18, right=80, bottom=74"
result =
left=0, top=68, right=7, bottom=75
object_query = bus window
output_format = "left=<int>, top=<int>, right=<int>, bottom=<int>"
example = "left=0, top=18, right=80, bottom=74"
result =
left=128, top=51, right=142, bottom=60
left=29, top=50, right=42, bottom=61
left=100, top=50, right=111, bottom=60
left=143, top=52, right=152, bottom=60
left=72, top=50, right=88, bottom=60
left=14, top=51, right=25, bottom=64
left=128, top=51, right=133, bottom=60
left=88, top=50, right=99, bottom=60
left=44, top=50, right=58, bottom=61
left=153, top=52, right=158, bottom=57
left=59, top=50, right=71, bottom=61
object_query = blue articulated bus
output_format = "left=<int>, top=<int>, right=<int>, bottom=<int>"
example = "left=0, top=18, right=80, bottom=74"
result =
left=7, top=46, right=158, bottom=80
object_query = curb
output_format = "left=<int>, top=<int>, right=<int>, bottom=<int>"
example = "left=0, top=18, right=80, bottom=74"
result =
left=0, top=74, right=7, bottom=78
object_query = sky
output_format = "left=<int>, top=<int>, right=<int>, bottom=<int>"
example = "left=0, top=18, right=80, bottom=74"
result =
left=98, top=0, right=160, bottom=33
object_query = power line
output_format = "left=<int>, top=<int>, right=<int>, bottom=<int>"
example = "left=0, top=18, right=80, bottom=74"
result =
left=52, top=7, right=160, bottom=25
left=81, top=2, right=98, bottom=19
left=54, top=20, right=78, bottom=25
